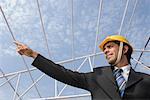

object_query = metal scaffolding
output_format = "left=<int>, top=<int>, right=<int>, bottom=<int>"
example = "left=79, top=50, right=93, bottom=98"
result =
left=0, top=0, right=149, bottom=99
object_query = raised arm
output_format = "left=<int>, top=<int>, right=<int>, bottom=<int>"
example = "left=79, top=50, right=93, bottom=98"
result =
left=14, top=41, right=89, bottom=90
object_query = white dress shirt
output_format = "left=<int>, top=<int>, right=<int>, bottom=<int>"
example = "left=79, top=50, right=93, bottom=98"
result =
left=114, top=64, right=131, bottom=82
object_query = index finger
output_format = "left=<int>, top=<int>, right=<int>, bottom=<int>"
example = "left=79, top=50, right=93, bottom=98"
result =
left=13, top=41, right=24, bottom=46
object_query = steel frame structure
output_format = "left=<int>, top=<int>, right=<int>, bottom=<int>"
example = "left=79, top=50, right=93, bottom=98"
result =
left=0, top=50, right=150, bottom=100
left=0, top=0, right=150, bottom=99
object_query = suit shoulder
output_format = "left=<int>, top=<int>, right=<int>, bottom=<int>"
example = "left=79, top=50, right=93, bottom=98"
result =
left=93, top=66, right=111, bottom=72
left=135, top=71, right=150, bottom=77
left=134, top=71, right=150, bottom=81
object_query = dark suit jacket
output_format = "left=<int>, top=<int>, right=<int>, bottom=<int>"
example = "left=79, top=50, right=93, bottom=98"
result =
left=32, top=54, right=150, bottom=100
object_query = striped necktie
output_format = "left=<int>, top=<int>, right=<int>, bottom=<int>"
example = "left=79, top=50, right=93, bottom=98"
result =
left=113, top=69, right=126, bottom=97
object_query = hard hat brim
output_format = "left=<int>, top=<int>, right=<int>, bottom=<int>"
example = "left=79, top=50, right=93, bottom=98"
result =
left=99, top=35, right=133, bottom=53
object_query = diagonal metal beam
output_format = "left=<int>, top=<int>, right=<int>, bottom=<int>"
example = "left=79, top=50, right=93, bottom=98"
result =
left=36, top=0, right=53, bottom=97
left=134, top=36, right=150, bottom=69
left=0, top=6, right=41, bottom=98
left=71, top=0, right=75, bottom=59
left=32, top=93, right=90, bottom=100
left=17, top=74, right=45, bottom=100
left=118, top=0, right=130, bottom=34
left=57, top=57, right=88, bottom=96
left=125, top=0, right=138, bottom=37
left=0, top=74, right=17, bottom=87
left=92, top=0, right=103, bottom=68
left=0, top=68, right=22, bottom=99
left=0, top=6, right=16, bottom=40
left=36, top=0, right=51, bottom=59
left=13, top=73, right=21, bottom=100
left=88, top=57, right=94, bottom=72
left=132, top=57, right=150, bottom=70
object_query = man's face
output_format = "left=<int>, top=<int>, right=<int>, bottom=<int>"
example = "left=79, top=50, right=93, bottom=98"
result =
left=103, top=42, right=119, bottom=64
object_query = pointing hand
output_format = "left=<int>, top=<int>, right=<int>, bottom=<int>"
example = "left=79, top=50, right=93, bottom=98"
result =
left=14, top=41, right=38, bottom=58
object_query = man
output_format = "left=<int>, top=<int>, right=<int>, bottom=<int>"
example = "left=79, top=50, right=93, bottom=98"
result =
left=15, top=35, right=150, bottom=100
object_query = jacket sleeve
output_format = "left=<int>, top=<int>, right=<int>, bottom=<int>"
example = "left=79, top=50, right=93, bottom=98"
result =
left=32, top=54, right=89, bottom=90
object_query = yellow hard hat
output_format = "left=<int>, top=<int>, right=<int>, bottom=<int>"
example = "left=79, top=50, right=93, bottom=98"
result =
left=99, top=35, right=133, bottom=52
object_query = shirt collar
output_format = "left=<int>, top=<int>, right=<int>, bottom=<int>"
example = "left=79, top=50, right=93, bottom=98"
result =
left=114, top=64, right=131, bottom=73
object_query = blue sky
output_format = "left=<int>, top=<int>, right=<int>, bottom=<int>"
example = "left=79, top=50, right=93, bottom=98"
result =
left=0, top=0, right=150, bottom=99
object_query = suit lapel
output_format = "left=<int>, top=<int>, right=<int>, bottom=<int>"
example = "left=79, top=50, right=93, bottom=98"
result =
left=95, top=67, right=121, bottom=99
left=125, top=68, right=143, bottom=89
left=103, top=67, right=116, bottom=85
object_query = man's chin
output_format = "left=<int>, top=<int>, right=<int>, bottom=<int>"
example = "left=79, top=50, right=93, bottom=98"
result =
left=108, top=62, right=114, bottom=65
left=108, top=59, right=116, bottom=65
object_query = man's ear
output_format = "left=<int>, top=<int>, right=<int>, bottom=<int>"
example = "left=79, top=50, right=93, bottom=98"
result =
left=123, top=45, right=129, bottom=54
